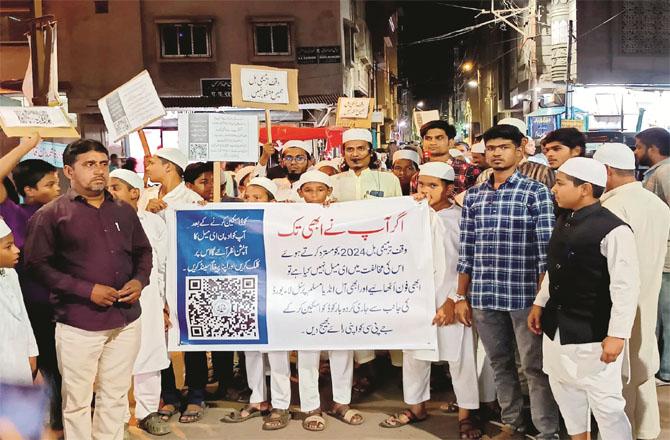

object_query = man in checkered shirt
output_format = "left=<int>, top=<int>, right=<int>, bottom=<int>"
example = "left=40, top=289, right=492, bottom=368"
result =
left=454, top=124, right=560, bottom=440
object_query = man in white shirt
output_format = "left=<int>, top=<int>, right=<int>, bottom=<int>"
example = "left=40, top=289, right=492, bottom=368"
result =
left=593, top=143, right=670, bottom=439
left=331, top=128, right=402, bottom=202
left=528, top=157, right=640, bottom=440
left=108, top=169, right=171, bottom=436
left=139, top=148, right=203, bottom=217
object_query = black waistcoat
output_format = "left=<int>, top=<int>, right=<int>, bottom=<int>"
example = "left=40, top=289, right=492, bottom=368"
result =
left=541, top=202, right=627, bottom=344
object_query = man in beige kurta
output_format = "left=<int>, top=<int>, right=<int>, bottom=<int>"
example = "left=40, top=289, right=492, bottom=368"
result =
left=594, top=143, right=670, bottom=439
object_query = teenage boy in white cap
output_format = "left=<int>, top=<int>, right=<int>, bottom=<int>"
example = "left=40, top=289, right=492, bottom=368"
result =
left=107, top=169, right=171, bottom=436
left=0, top=217, right=38, bottom=386
left=222, top=176, right=292, bottom=431
left=331, top=128, right=402, bottom=202
left=292, top=170, right=363, bottom=431
left=391, top=149, right=421, bottom=195
left=528, top=157, right=640, bottom=440
left=140, top=148, right=202, bottom=215
left=593, top=143, right=670, bottom=439
left=381, top=162, right=480, bottom=439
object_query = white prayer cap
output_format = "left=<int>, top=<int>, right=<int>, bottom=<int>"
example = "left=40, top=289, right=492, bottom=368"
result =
left=109, top=169, right=144, bottom=190
left=471, top=141, right=486, bottom=154
left=419, top=162, right=456, bottom=181
left=0, top=217, right=11, bottom=238
left=297, top=170, right=332, bottom=188
left=342, top=128, right=373, bottom=144
left=235, top=165, right=257, bottom=185
left=498, top=117, right=528, bottom=136
left=248, top=177, right=278, bottom=199
left=154, top=148, right=189, bottom=172
left=558, top=157, right=607, bottom=188
left=593, top=143, right=636, bottom=170
left=449, top=148, right=465, bottom=160
left=282, top=140, right=311, bottom=154
left=392, top=149, right=420, bottom=166
left=315, top=160, right=338, bottom=170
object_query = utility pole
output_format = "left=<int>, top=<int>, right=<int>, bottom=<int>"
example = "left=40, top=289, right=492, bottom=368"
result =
left=528, top=0, right=538, bottom=112
left=564, top=19, right=574, bottom=119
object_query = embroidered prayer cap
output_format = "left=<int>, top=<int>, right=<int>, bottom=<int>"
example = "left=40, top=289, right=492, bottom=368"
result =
left=154, top=148, right=189, bottom=172
left=248, top=177, right=278, bottom=199
left=0, top=217, right=10, bottom=239
left=392, top=149, right=421, bottom=166
left=109, top=169, right=144, bottom=190
left=235, top=165, right=257, bottom=185
left=419, top=161, right=456, bottom=182
left=471, top=141, right=486, bottom=154
left=593, top=143, right=636, bottom=170
left=282, top=140, right=311, bottom=155
left=342, top=128, right=373, bottom=144
left=558, top=157, right=607, bottom=188
left=297, top=170, right=332, bottom=189
left=498, top=117, right=528, bottom=136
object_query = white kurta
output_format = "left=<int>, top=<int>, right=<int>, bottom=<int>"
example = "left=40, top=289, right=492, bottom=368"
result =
left=411, top=204, right=469, bottom=363
left=330, top=168, right=402, bottom=202
left=138, top=182, right=203, bottom=219
left=0, top=268, right=38, bottom=385
left=600, top=182, right=670, bottom=383
left=535, top=225, right=640, bottom=381
left=134, top=211, right=171, bottom=375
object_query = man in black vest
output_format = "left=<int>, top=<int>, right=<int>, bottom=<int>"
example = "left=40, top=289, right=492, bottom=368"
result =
left=528, top=157, right=639, bottom=440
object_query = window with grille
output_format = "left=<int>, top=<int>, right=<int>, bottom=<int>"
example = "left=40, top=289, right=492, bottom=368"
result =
left=253, top=22, right=291, bottom=56
left=159, top=22, right=212, bottom=58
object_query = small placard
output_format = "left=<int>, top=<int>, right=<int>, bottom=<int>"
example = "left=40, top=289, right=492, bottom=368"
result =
left=178, top=113, right=259, bottom=162
left=335, top=97, right=374, bottom=128
left=231, top=64, right=299, bottom=111
left=0, top=106, right=79, bottom=138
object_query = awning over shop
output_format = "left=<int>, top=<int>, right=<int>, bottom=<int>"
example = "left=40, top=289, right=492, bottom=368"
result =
left=160, top=94, right=342, bottom=109
left=526, top=106, right=587, bottom=117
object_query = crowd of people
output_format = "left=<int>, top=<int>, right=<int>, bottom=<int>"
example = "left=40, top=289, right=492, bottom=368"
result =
left=0, top=119, right=669, bottom=440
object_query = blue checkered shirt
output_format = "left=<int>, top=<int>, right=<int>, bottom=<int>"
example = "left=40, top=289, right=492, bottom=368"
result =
left=457, top=171, right=555, bottom=311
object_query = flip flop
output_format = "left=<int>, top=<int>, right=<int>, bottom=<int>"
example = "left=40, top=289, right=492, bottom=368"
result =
left=327, top=405, right=364, bottom=425
left=220, top=405, right=269, bottom=423
left=459, top=417, right=483, bottom=439
left=379, top=409, right=427, bottom=428
left=178, top=404, right=205, bottom=424
left=262, top=409, right=291, bottom=431
left=157, top=404, right=178, bottom=422
left=302, top=411, right=326, bottom=432
left=138, top=412, right=171, bottom=436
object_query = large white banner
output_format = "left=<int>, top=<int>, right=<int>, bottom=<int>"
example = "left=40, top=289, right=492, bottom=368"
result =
left=166, top=197, right=438, bottom=352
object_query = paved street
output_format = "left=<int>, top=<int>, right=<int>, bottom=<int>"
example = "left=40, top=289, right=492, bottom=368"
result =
left=128, top=381, right=670, bottom=439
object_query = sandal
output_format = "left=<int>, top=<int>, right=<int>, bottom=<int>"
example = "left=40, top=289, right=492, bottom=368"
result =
left=379, top=409, right=427, bottom=428
left=440, top=402, right=459, bottom=413
left=327, top=405, right=364, bottom=425
left=178, top=404, right=205, bottom=424
left=138, top=412, right=171, bottom=436
left=220, top=405, right=269, bottom=423
left=157, top=404, right=178, bottom=422
left=459, top=417, right=482, bottom=439
left=302, top=410, right=326, bottom=432
left=262, top=408, right=291, bottom=431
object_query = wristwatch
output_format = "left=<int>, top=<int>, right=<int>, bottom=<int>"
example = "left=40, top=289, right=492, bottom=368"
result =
left=454, top=294, right=467, bottom=303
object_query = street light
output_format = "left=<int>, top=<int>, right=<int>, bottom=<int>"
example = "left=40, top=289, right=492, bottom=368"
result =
left=461, top=61, right=474, bottom=72
left=416, top=101, right=425, bottom=108
left=467, top=80, right=478, bottom=88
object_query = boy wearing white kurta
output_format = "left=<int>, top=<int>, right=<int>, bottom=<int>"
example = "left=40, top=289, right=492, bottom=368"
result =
left=221, top=178, right=292, bottom=431
left=528, top=158, right=639, bottom=440
left=0, top=218, right=38, bottom=386
left=380, top=162, right=480, bottom=439
left=291, top=170, right=362, bottom=431
left=109, top=170, right=172, bottom=436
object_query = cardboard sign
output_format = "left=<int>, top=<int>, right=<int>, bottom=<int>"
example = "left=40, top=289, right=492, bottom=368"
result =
left=231, top=64, right=299, bottom=112
left=98, top=70, right=166, bottom=142
left=561, top=119, right=584, bottom=131
left=0, top=106, right=79, bottom=138
left=412, top=110, right=440, bottom=133
left=335, top=97, right=374, bottom=128
left=178, top=113, right=259, bottom=162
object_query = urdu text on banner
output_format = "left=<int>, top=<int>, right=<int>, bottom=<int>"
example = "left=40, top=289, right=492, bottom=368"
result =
left=166, top=197, right=438, bottom=352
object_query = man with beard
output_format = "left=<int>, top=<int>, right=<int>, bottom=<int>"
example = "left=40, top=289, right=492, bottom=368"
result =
left=330, top=128, right=401, bottom=201
left=255, top=140, right=312, bottom=201
left=634, top=127, right=670, bottom=388
left=25, top=139, right=153, bottom=440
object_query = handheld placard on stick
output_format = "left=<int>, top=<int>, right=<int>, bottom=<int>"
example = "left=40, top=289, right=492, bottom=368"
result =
left=137, top=129, right=152, bottom=187
left=213, top=162, right=222, bottom=203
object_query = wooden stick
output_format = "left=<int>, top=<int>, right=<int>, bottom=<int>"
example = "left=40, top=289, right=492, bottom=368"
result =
left=265, top=109, right=272, bottom=143
left=137, top=129, right=152, bottom=187
left=213, top=161, right=222, bottom=203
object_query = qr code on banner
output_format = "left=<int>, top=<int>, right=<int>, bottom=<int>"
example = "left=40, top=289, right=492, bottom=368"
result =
left=189, top=143, right=208, bottom=161
left=186, top=276, right=259, bottom=340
